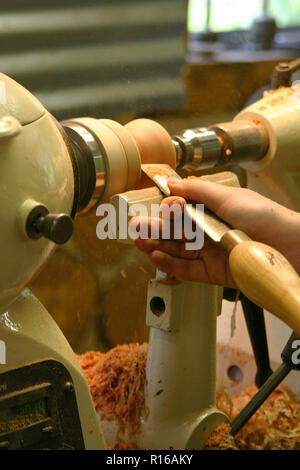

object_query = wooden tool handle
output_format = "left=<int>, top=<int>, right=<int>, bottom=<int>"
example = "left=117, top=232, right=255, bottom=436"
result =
left=227, top=240, right=300, bottom=335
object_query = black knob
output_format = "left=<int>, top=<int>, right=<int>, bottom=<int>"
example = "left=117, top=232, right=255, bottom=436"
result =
left=26, top=204, right=73, bottom=245
left=35, top=213, right=73, bottom=245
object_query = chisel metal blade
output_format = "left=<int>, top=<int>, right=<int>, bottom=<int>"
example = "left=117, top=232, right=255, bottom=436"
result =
left=141, top=163, right=233, bottom=243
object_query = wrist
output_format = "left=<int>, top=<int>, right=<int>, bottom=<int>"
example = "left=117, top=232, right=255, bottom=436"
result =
left=282, top=210, right=300, bottom=275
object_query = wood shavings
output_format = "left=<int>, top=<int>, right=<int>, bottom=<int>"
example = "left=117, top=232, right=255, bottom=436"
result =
left=78, top=343, right=148, bottom=437
left=120, top=269, right=127, bottom=279
left=79, top=346, right=300, bottom=450
left=205, top=423, right=237, bottom=450
left=210, top=385, right=300, bottom=450
left=77, top=350, right=105, bottom=384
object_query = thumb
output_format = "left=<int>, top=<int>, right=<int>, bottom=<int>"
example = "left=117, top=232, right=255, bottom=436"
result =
left=168, top=178, right=237, bottom=216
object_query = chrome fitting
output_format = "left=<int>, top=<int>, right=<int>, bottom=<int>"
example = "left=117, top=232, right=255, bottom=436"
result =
left=172, top=127, right=222, bottom=172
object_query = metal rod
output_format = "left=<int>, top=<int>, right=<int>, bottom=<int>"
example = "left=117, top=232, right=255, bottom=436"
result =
left=240, top=294, right=273, bottom=387
left=230, top=362, right=292, bottom=436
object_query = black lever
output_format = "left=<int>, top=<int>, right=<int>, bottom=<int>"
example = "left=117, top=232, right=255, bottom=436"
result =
left=231, top=332, right=299, bottom=436
left=223, top=288, right=273, bottom=388
left=240, top=293, right=273, bottom=387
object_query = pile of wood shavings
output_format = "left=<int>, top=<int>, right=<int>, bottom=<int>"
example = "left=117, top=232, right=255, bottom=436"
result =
left=210, top=385, right=300, bottom=450
left=79, top=344, right=300, bottom=450
left=78, top=343, right=148, bottom=440
left=78, top=350, right=105, bottom=384
left=205, top=423, right=237, bottom=450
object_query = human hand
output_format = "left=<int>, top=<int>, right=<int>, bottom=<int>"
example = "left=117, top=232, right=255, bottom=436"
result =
left=130, top=178, right=300, bottom=287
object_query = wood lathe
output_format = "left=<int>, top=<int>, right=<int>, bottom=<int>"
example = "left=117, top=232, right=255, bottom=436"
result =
left=0, top=58, right=299, bottom=449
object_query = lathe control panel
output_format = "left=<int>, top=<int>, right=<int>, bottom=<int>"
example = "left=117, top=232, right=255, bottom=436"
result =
left=0, top=360, right=84, bottom=450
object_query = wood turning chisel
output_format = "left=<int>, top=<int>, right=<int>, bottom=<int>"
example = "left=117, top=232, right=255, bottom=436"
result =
left=141, top=163, right=300, bottom=335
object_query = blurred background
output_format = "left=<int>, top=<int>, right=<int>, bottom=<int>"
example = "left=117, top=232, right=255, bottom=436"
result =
left=2, top=0, right=299, bottom=352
